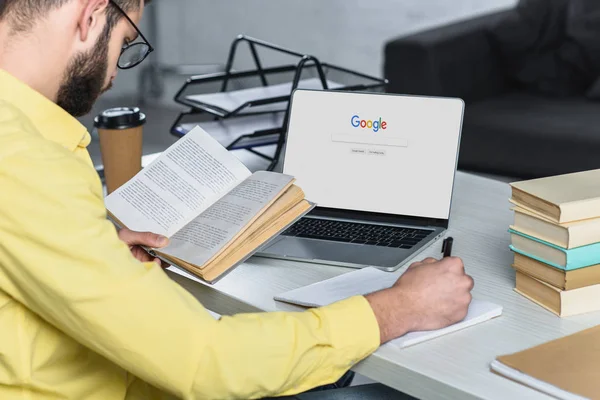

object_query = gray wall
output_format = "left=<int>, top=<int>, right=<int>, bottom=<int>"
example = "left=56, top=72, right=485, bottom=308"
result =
left=106, top=0, right=517, bottom=101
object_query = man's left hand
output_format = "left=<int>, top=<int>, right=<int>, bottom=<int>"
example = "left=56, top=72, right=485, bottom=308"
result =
left=118, top=228, right=170, bottom=266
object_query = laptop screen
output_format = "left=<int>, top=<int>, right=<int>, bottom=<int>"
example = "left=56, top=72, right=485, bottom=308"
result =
left=282, top=90, right=464, bottom=220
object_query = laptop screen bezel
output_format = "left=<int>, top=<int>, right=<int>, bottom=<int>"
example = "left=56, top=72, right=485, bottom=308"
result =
left=282, top=89, right=464, bottom=231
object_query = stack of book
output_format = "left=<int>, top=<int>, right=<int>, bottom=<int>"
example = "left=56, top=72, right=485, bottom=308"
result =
left=509, top=169, right=600, bottom=317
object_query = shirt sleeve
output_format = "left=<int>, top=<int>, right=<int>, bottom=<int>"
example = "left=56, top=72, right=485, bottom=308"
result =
left=0, top=146, right=380, bottom=399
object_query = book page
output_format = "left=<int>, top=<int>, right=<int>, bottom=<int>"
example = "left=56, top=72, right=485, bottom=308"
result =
left=161, top=171, right=294, bottom=266
left=105, top=127, right=251, bottom=237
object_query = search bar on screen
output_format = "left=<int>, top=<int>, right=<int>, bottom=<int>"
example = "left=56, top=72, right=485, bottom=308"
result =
left=331, top=133, right=408, bottom=147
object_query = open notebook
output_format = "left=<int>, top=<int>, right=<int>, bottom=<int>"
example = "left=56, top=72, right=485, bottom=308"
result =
left=275, top=267, right=503, bottom=349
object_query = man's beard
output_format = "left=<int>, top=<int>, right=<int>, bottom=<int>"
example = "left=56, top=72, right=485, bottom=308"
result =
left=56, top=26, right=112, bottom=117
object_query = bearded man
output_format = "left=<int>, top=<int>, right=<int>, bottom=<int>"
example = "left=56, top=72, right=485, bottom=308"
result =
left=0, top=1, right=474, bottom=398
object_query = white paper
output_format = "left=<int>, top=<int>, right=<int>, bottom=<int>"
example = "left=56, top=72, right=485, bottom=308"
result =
left=207, top=310, right=221, bottom=320
left=176, top=112, right=285, bottom=144
left=391, top=300, right=502, bottom=349
left=275, top=267, right=503, bottom=349
left=186, top=78, right=343, bottom=113
left=162, top=171, right=294, bottom=266
left=105, top=127, right=251, bottom=237
left=275, top=267, right=400, bottom=308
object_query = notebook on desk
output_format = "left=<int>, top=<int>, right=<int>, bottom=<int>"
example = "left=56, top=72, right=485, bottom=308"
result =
left=275, top=267, right=503, bottom=349
left=492, top=325, right=600, bottom=400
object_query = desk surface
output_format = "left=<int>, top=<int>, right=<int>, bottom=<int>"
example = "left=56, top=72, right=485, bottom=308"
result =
left=166, top=171, right=600, bottom=400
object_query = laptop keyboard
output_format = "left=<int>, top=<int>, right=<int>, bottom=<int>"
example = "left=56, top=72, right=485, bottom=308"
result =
left=282, top=218, right=432, bottom=249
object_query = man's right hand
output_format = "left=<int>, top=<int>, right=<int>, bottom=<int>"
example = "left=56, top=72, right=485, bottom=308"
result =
left=365, top=257, right=474, bottom=344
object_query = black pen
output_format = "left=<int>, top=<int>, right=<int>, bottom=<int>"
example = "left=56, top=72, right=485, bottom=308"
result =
left=442, top=237, right=454, bottom=258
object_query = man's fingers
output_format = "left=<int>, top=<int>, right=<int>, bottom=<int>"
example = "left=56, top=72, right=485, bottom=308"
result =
left=118, top=228, right=169, bottom=248
left=130, top=247, right=164, bottom=266
left=130, top=246, right=153, bottom=262
left=143, top=232, right=169, bottom=248
left=445, top=257, right=465, bottom=274
left=407, top=261, right=421, bottom=269
left=421, top=257, right=438, bottom=264
left=466, top=274, right=475, bottom=291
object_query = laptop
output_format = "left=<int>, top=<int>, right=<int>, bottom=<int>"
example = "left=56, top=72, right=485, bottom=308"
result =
left=257, top=90, right=464, bottom=271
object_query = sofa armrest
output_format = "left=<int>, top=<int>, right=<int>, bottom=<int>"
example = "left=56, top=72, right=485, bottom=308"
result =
left=384, top=10, right=513, bottom=103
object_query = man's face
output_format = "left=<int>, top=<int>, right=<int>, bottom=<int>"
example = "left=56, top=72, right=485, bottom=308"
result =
left=56, top=2, right=144, bottom=117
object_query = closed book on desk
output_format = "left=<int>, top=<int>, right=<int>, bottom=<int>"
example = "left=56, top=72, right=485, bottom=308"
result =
left=513, top=253, right=600, bottom=291
left=511, top=206, right=600, bottom=249
left=515, top=271, right=600, bottom=317
left=491, top=325, right=600, bottom=400
left=509, top=229, right=600, bottom=270
left=510, top=169, right=600, bottom=224
left=106, top=127, right=313, bottom=283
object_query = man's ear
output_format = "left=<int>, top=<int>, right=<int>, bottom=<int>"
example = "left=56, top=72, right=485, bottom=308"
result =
left=77, top=0, right=110, bottom=43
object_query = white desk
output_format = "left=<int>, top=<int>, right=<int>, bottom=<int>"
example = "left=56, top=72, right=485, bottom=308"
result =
left=166, top=172, right=600, bottom=400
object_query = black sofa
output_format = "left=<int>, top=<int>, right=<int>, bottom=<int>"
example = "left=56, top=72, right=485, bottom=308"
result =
left=384, top=10, right=600, bottom=179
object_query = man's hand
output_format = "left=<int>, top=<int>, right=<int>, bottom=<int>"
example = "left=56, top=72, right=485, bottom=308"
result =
left=366, top=257, right=474, bottom=344
left=118, top=228, right=170, bottom=266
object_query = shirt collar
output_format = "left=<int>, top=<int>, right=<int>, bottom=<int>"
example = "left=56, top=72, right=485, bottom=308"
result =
left=0, top=69, right=91, bottom=152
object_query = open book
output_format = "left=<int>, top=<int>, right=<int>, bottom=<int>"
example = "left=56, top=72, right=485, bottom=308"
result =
left=105, top=126, right=314, bottom=283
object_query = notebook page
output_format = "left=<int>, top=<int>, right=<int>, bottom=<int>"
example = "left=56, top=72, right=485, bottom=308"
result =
left=393, top=300, right=502, bottom=348
left=274, top=267, right=399, bottom=308
left=275, top=267, right=503, bottom=348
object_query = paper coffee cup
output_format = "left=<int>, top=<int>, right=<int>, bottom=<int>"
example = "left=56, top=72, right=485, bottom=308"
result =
left=94, top=107, right=146, bottom=194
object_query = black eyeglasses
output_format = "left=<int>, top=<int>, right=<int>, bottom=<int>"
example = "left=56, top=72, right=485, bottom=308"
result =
left=109, top=0, right=154, bottom=69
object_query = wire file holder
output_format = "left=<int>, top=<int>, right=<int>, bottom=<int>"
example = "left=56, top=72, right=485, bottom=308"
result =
left=171, top=35, right=388, bottom=171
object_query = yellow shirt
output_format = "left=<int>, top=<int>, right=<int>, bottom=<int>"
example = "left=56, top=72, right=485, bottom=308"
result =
left=0, top=69, right=380, bottom=400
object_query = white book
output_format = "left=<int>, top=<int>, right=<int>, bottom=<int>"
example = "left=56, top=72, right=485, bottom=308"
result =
left=275, top=267, right=503, bottom=349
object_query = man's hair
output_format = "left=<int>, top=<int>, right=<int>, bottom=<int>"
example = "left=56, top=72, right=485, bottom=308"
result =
left=0, top=0, right=146, bottom=33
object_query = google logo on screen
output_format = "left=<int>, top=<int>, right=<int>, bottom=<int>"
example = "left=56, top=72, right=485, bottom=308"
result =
left=351, top=115, right=387, bottom=132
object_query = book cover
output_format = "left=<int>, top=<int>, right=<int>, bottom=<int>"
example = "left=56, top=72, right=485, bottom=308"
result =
left=509, top=229, right=600, bottom=271
left=510, top=169, right=600, bottom=223
left=493, top=325, right=600, bottom=399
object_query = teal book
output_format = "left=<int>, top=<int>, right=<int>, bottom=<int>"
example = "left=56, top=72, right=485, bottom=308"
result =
left=509, top=229, right=600, bottom=271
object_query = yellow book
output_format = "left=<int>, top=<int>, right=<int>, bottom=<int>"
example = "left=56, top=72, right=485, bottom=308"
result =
left=106, top=127, right=313, bottom=283
left=515, top=271, right=600, bottom=317
left=511, top=205, right=600, bottom=249
left=512, top=253, right=600, bottom=290
left=510, top=169, right=600, bottom=223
